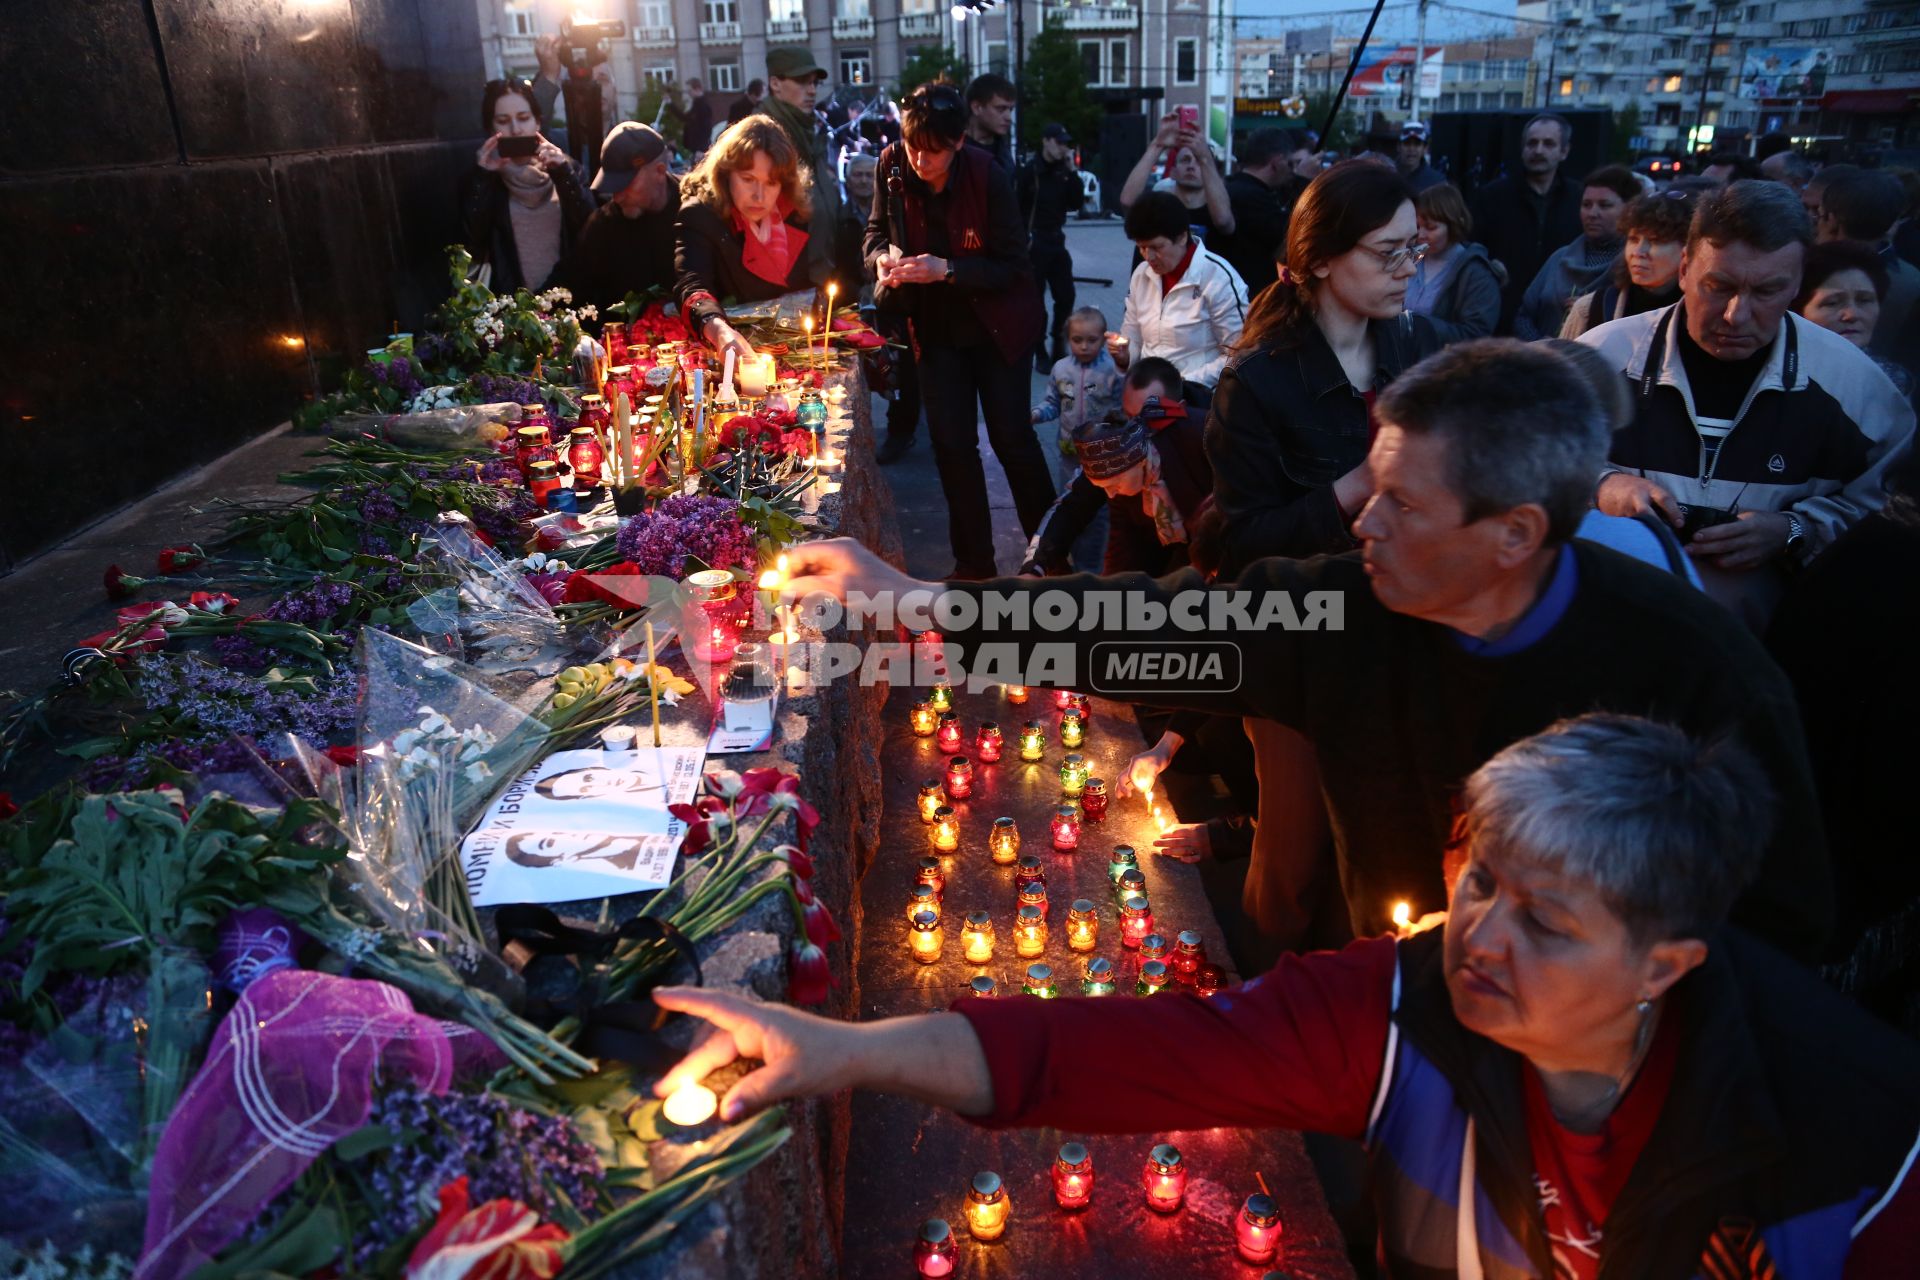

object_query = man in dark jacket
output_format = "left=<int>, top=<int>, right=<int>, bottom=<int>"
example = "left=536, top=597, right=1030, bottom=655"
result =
left=1395, top=120, right=1446, bottom=193
left=1210, top=127, right=1303, bottom=294
left=1470, top=113, right=1582, bottom=333
left=548, top=123, right=679, bottom=311
left=1019, top=123, right=1084, bottom=369
left=964, top=73, right=1017, bottom=174
left=726, top=79, right=765, bottom=127
left=668, top=78, right=715, bottom=153
left=756, top=48, right=841, bottom=288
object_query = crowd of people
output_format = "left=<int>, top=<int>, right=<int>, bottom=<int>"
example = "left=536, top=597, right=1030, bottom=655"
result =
left=455, top=66, right=1920, bottom=1272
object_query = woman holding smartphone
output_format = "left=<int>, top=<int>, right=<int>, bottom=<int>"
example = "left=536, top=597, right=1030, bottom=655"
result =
left=461, top=78, right=593, bottom=294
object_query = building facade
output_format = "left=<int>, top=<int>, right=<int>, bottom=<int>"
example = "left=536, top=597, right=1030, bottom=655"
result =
left=1517, top=0, right=1920, bottom=153
left=1233, top=35, right=1536, bottom=125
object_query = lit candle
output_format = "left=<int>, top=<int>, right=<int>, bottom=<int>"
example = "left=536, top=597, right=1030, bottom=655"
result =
left=1018, top=720, right=1047, bottom=762
left=974, top=722, right=1004, bottom=763
left=1014, top=903, right=1047, bottom=958
left=823, top=282, right=838, bottom=360
left=1013, top=854, right=1047, bottom=896
left=1143, top=1143, right=1188, bottom=1213
left=1058, top=753, right=1089, bottom=797
left=1051, top=805, right=1081, bottom=851
left=1066, top=900, right=1098, bottom=952
left=1053, top=1142, right=1094, bottom=1211
left=1017, top=881, right=1048, bottom=917
left=739, top=352, right=774, bottom=398
left=1081, top=778, right=1109, bottom=821
left=910, top=909, right=943, bottom=964
left=906, top=883, right=940, bottom=924
left=930, top=807, right=960, bottom=854
left=1392, top=899, right=1414, bottom=933
left=965, top=1171, right=1011, bottom=1242
left=661, top=1082, right=718, bottom=1127
left=1022, top=962, right=1059, bottom=998
left=1236, top=1193, right=1283, bottom=1265
left=1114, top=867, right=1147, bottom=908
left=803, top=315, right=814, bottom=363
left=945, top=756, right=974, bottom=800
left=1173, top=930, right=1206, bottom=984
left=1120, top=895, right=1154, bottom=949
left=1059, top=709, right=1086, bottom=749
left=1136, top=960, right=1171, bottom=995
left=1082, top=956, right=1118, bottom=996
left=929, top=680, right=955, bottom=713
left=910, top=700, right=938, bottom=736
left=1129, top=756, right=1160, bottom=800
left=961, top=911, right=995, bottom=963
left=1005, top=684, right=1029, bottom=705
left=936, top=713, right=964, bottom=755
left=1195, top=964, right=1226, bottom=997
left=918, top=778, right=946, bottom=823
left=918, top=854, right=946, bottom=899
left=1107, top=845, right=1138, bottom=887
left=970, top=974, right=998, bottom=997
left=988, top=816, right=1021, bottom=865
left=1053, top=688, right=1075, bottom=710
left=1139, top=933, right=1169, bottom=964
left=915, top=1218, right=958, bottom=1277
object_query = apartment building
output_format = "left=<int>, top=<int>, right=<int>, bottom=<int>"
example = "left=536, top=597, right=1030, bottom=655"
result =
left=1235, top=35, right=1535, bottom=121
left=1517, top=0, right=1920, bottom=153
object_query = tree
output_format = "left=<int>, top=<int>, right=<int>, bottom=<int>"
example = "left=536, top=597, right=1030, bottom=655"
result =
left=1610, top=103, right=1642, bottom=163
left=898, top=44, right=970, bottom=95
left=629, top=79, right=685, bottom=153
left=1021, top=25, right=1101, bottom=161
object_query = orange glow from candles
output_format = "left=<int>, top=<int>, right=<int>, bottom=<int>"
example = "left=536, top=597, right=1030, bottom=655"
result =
left=1005, top=684, right=1029, bottom=704
left=662, top=1082, right=718, bottom=1127
left=910, top=701, right=938, bottom=736
left=1066, top=900, right=1098, bottom=952
left=909, top=910, right=943, bottom=963
left=918, top=779, right=946, bottom=823
left=1392, top=900, right=1413, bottom=932
left=907, top=884, right=940, bottom=924
left=961, top=912, right=994, bottom=963
left=988, top=817, right=1021, bottom=865
left=931, top=808, right=960, bottom=853
left=965, top=1172, right=1011, bottom=1241
left=1014, top=904, right=1047, bottom=958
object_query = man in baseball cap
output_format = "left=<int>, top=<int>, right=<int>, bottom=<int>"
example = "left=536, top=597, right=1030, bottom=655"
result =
left=1397, top=120, right=1445, bottom=193
left=550, top=122, right=678, bottom=310
left=758, top=48, right=839, bottom=286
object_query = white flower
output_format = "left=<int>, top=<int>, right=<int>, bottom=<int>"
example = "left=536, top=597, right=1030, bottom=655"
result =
left=524, top=551, right=549, bottom=571
left=391, top=729, right=423, bottom=755
left=464, top=760, right=494, bottom=784
left=157, top=604, right=189, bottom=626
left=417, top=709, right=451, bottom=734
left=767, top=790, right=801, bottom=812
left=706, top=770, right=745, bottom=799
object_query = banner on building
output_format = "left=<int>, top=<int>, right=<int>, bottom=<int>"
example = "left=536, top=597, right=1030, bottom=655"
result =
left=1286, top=25, right=1333, bottom=56
left=1739, top=47, right=1831, bottom=100
left=1345, top=46, right=1443, bottom=98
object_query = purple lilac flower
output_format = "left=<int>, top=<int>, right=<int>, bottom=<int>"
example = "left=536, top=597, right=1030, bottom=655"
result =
left=366, top=355, right=426, bottom=400
left=264, top=579, right=355, bottom=630
left=470, top=485, right=539, bottom=546
left=131, top=655, right=358, bottom=748
left=413, top=332, right=455, bottom=368
left=614, top=495, right=754, bottom=578
left=213, top=634, right=275, bottom=673
left=467, top=372, right=545, bottom=406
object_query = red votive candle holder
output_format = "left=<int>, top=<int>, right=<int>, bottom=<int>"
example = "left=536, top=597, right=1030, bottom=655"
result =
left=975, top=722, right=1004, bottom=763
left=1237, top=1193, right=1283, bottom=1264
left=1120, top=895, right=1154, bottom=949
left=1051, top=805, right=1081, bottom=851
left=945, top=756, right=974, bottom=800
left=1081, top=777, right=1109, bottom=821
left=936, top=714, right=964, bottom=755
left=1053, top=1142, right=1095, bottom=1211
left=1143, top=1143, right=1187, bottom=1213
left=1173, top=929, right=1206, bottom=984
left=914, top=1218, right=957, bottom=1277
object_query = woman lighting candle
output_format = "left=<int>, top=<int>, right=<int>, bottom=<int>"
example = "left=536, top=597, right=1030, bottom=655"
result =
left=1053, top=1142, right=1095, bottom=1210
left=1142, top=1143, right=1187, bottom=1212
left=961, top=911, right=995, bottom=964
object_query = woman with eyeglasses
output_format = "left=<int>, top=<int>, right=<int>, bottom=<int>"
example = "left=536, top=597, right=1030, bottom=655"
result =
left=1559, top=182, right=1705, bottom=339
left=674, top=117, right=817, bottom=363
left=461, top=78, right=594, bottom=294
left=864, top=81, right=1056, bottom=579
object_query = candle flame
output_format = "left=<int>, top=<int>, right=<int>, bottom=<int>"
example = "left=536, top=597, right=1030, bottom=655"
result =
left=661, top=1082, right=717, bottom=1126
left=279, top=334, right=305, bottom=348
left=757, top=568, right=783, bottom=590
left=1392, top=900, right=1413, bottom=930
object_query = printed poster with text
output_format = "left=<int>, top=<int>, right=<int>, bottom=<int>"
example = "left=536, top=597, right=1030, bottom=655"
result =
left=461, top=746, right=705, bottom=906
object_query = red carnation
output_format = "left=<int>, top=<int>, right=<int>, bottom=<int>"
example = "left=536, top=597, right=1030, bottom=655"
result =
left=103, top=564, right=136, bottom=600
left=801, top=898, right=841, bottom=948
left=189, top=590, right=240, bottom=614
left=788, top=939, right=832, bottom=1005
left=156, top=545, right=204, bottom=575
left=323, top=745, right=364, bottom=768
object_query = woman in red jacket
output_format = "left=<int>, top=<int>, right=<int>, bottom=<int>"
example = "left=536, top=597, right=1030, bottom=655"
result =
left=653, top=713, right=1920, bottom=1277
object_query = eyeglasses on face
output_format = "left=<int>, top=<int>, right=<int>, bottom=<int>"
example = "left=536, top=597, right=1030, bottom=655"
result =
left=1362, top=241, right=1429, bottom=272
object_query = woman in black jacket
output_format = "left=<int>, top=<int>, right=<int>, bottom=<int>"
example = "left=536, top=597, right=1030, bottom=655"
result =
left=863, top=81, right=1055, bottom=578
left=674, top=116, right=816, bottom=362
left=459, top=79, right=594, bottom=295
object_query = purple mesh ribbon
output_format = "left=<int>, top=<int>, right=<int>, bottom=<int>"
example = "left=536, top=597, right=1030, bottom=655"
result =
left=211, top=907, right=302, bottom=994
left=137, top=968, right=502, bottom=1280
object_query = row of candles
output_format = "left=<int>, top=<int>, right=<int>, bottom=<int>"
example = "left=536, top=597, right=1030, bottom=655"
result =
left=913, top=1148, right=1286, bottom=1273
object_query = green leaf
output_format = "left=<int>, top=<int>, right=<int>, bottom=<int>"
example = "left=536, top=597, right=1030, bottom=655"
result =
left=191, top=1204, right=345, bottom=1280
left=332, top=1123, right=417, bottom=1162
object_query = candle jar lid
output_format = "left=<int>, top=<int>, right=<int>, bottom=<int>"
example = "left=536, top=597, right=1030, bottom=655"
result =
left=912, top=909, right=940, bottom=931
left=992, top=816, right=1017, bottom=832
left=1085, top=956, right=1114, bottom=982
left=1148, top=1143, right=1183, bottom=1172
left=1069, top=898, right=1095, bottom=916
left=970, top=974, right=998, bottom=996
left=1061, top=752, right=1085, bottom=767
left=1111, top=845, right=1138, bottom=865
left=964, top=910, right=992, bottom=930
left=978, top=720, right=1000, bottom=735
left=1057, top=1141, right=1090, bottom=1169
left=684, top=568, right=736, bottom=603
left=1141, top=960, right=1169, bottom=982
left=921, top=777, right=945, bottom=792
left=579, top=392, right=606, bottom=406
left=1140, top=934, right=1168, bottom=956
left=1023, top=719, right=1047, bottom=734
left=529, top=460, right=559, bottom=477
left=1025, top=963, right=1053, bottom=984
left=1117, top=869, right=1147, bottom=897
left=1016, top=854, right=1043, bottom=874
left=970, top=1171, right=1004, bottom=1200
left=947, top=755, right=972, bottom=769
left=908, top=884, right=938, bottom=906
left=1017, top=903, right=1044, bottom=924
left=1084, top=777, right=1107, bottom=793
left=931, top=806, right=954, bottom=825
left=568, top=424, right=597, bottom=439
left=918, top=1217, right=953, bottom=1245
left=1242, top=1193, right=1280, bottom=1227
left=1123, top=893, right=1151, bottom=914
left=919, top=855, right=943, bottom=874
left=1054, top=805, right=1079, bottom=821
left=1177, top=930, right=1204, bottom=951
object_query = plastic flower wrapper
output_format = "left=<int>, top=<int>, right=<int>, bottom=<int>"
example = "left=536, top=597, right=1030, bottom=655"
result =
left=324, top=400, right=526, bottom=451
left=417, top=514, right=581, bottom=675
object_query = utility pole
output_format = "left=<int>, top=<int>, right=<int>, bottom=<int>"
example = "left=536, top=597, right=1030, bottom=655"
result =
left=1692, top=0, right=1723, bottom=157
left=1012, top=0, right=1025, bottom=156
left=1414, top=0, right=1428, bottom=121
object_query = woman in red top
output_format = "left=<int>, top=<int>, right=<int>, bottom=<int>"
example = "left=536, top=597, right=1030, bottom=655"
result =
left=674, top=117, right=815, bottom=363
left=653, top=712, right=1920, bottom=1277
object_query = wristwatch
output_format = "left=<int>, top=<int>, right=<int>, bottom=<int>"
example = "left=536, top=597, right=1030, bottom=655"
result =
left=1783, top=512, right=1806, bottom=558
left=943, top=263, right=956, bottom=284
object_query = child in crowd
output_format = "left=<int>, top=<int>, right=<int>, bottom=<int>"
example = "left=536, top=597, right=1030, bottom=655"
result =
left=1032, top=306, right=1126, bottom=490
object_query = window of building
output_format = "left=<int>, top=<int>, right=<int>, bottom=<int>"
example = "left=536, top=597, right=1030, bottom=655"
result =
left=1504, top=90, right=1524, bottom=108
left=838, top=0, right=871, bottom=18
left=644, top=62, right=676, bottom=84
left=507, top=9, right=535, bottom=36
left=1080, top=39, right=1102, bottom=84
left=1559, top=76, right=1574, bottom=96
left=1577, top=78, right=1593, bottom=94
left=636, top=1, right=672, bottom=27
left=1109, top=38, right=1129, bottom=86
left=768, top=0, right=802, bottom=19
left=709, top=60, right=742, bottom=90
left=1175, top=37, right=1198, bottom=84
left=1663, top=74, right=1682, bottom=91
left=840, top=48, right=871, bottom=83
left=1457, top=60, right=1481, bottom=79
left=986, top=40, right=1008, bottom=76
left=704, top=0, right=738, bottom=23
left=1712, top=39, right=1732, bottom=56
left=1439, top=91, right=1458, bottom=110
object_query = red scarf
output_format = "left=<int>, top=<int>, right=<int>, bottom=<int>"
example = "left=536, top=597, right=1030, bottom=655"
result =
left=1159, top=239, right=1200, bottom=294
left=734, top=195, right=808, bottom=288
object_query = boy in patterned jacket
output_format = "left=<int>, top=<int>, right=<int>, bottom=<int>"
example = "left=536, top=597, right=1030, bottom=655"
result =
left=1032, top=307, right=1125, bottom=490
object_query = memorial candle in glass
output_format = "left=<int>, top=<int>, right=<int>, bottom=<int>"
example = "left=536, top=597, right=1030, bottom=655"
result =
left=965, top=1171, right=1011, bottom=1241
left=917, top=855, right=946, bottom=899
left=1139, top=933, right=1169, bottom=964
left=914, top=1218, right=958, bottom=1277
left=970, top=974, right=998, bottom=997
left=1059, top=709, right=1086, bottom=749
left=1107, top=845, right=1139, bottom=887
left=1017, top=881, right=1048, bottom=917
left=1014, top=904, right=1047, bottom=957
left=974, top=722, right=1004, bottom=763
left=1051, top=805, right=1081, bottom=851
left=1066, top=900, right=1099, bottom=952
left=930, top=807, right=960, bottom=853
left=906, top=883, right=940, bottom=924
left=910, top=701, right=938, bottom=737
left=1120, top=895, right=1154, bottom=948
left=1005, top=684, right=1029, bottom=705
left=1058, top=754, right=1089, bottom=797
left=961, top=912, right=994, bottom=963
left=1082, top=956, right=1118, bottom=996
left=1013, top=854, right=1046, bottom=896
left=1195, top=964, right=1226, bottom=997
left=1080, top=777, right=1110, bottom=821
left=918, top=779, right=946, bottom=823
left=1115, top=867, right=1147, bottom=907
left=1173, top=930, right=1207, bottom=984
left=1236, top=1193, right=1283, bottom=1265
left=988, top=817, right=1021, bottom=864
left=1143, top=1144, right=1187, bottom=1213
left=929, top=680, right=954, bottom=713
left=1136, top=960, right=1171, bottom=995
left=1019, top=720, right=1047, bottom=761
left=936, top=714, right=964, bottom=755
left=1053, top=1143, right=1094, bottom=1211
left=1022, top=962, right=1058, bottom=998
left=945, top=756, right=974, bottom=800
left=909, top=909, right=943, bottom=963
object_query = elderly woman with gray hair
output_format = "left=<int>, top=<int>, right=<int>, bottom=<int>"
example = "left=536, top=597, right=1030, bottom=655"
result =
left=652, top=713, right=1920, bottom=1274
